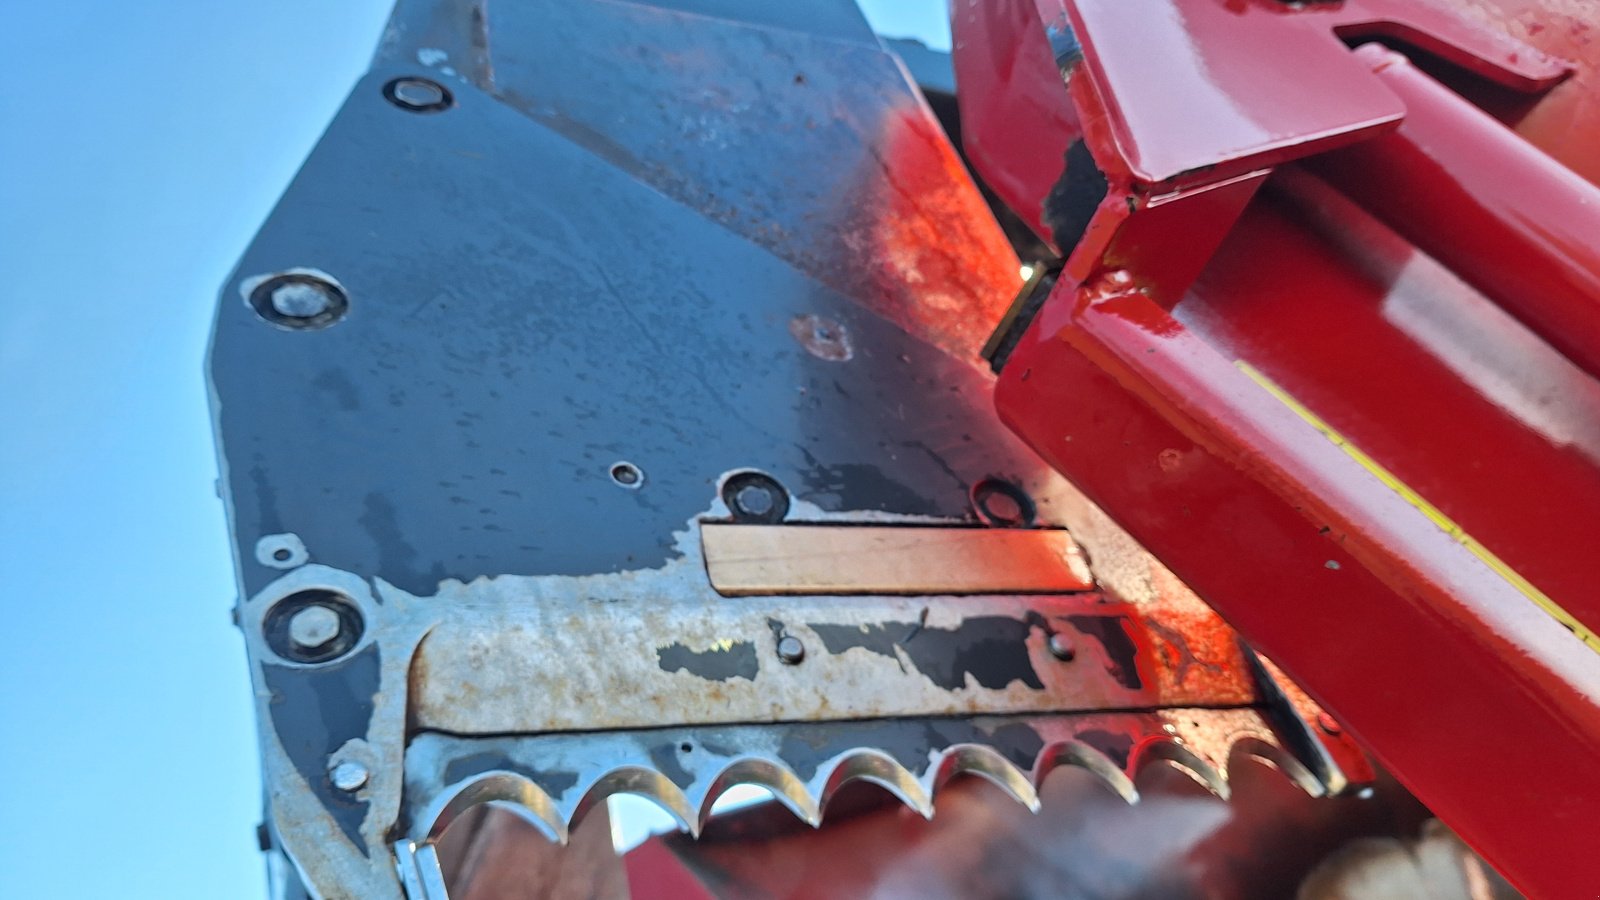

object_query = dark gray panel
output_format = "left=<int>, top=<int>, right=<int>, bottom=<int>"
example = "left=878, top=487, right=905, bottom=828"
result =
left=211, top=70, right=1051, bottom=597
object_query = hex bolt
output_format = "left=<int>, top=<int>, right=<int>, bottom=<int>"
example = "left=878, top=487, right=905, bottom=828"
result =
left=734, top=483, right=776, bottom=517
left=776, top=635, right=806, bottom=665
left=1047, top=632, right=1075, bottom=661
left=269, top=281, right=335, bottom=319
left=384, top=77, right=452, bottom=112
left=288, top=605, right=342, bottom=653
left=329, top=760, right=370, bottom=792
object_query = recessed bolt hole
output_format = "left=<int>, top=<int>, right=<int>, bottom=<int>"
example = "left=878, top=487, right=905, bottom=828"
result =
left=383, top=76, right=453, bottom=113
left=248, top=273, right=348, bottom=330
left=722, top=471, right=789, bottom=523
left=264, top=590, right=363, bottom=664
left=610, top=462, right=644, bottom=488
left=680, top=742, right=694, bottom=754
left=972, top=477, right=1034, bottom=527
left=272, top=548, right=292, bottom=562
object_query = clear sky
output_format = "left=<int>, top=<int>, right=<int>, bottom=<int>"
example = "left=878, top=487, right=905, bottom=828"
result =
left=0, top=2, right=948, bottom=896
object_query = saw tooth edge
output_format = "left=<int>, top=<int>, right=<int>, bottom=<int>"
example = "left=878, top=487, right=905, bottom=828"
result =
left=820, top=749, right=934, bottom=819
left=1129, top=738, right=1230, bottom=800
left=574, top=766, right=698, bottom=838
left=416, top=734, right=1329, bottom=846
left=423, top=770, right=569, bottom=844
left=1033, top=739, right=1139, bottom=803
left=1226, top=736, right=1325, bottom=798
left=695, top=757, right=820, bottom=830
left=935, top=743, right=1040, bottom=812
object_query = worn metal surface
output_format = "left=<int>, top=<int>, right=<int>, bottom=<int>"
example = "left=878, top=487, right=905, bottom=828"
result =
left=212, top=1, right=1371, bottom=897
left=969, top=0, right=1600, bottom=893
left=700, top=523, right=1093, bottom=595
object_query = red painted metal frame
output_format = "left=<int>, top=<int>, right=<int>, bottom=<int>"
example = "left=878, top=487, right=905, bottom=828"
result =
left=1311, top=44, right=1600, bottom=382
left=959, top=0, right=1600, bottom=894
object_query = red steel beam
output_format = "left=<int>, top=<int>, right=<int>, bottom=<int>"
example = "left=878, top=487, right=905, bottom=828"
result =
left=1313, top=44, right=1600, bottom=382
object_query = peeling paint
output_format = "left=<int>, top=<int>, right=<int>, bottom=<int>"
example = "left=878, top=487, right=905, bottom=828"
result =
left=657, top=640, right=758, bottom=682
left=808, top=614, right=1048, bottom=690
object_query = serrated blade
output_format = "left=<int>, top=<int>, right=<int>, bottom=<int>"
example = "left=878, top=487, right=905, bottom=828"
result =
left=402, top=708, right=1328, bottom=849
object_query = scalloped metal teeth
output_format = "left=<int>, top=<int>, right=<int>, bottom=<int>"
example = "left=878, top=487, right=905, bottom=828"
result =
left=406, top=721, right=1327, bottom=847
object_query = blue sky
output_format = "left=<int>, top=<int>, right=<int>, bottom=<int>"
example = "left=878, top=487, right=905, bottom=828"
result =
left=0, top=2, right=947, bottom=896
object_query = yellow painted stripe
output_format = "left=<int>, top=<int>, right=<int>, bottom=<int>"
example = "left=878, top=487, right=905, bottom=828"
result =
left=1236, top=361, right=1600, bottom=653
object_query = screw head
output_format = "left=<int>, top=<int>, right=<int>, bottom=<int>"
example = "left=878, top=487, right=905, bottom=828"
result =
left=288, top=605, right=342, bottom=653
left=1046, top=633, right=1075, bottom=661
left=269, top=281, right=334, bottom=319
left=734, top=483, right=775, bottom=517
left=1316, top=712, right=1343, bottom=736
left=384, top=77, right=452, bottom=112
left=329, top=760, right=370, bottom=792
left=776, top=635, right=806, bottom=665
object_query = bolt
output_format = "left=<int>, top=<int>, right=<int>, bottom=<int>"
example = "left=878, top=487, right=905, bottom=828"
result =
left=1047, top=633, right=1075, bottom=661
left=734, top=483, right=775, bottom=517
left=386, top=77, right=450, bottom=111
left=722, top=472, right=788, bottom=522
left=329, top=760, right=370, bottom=792
left=776, top=635, right=806, bottom=664
left=269, top=281, right=335, bottom=319
left=288, top=605, right=341, bottom=652
left=1317, top=712, right=1343, bottom=736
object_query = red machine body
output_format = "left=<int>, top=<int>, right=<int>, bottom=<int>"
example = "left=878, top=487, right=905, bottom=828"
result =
left=955, top=0, right=1600, bottom=894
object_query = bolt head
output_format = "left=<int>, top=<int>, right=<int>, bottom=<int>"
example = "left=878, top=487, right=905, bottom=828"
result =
left=269, top=281, right=335, bottom=319
left=389, top=77, right=449, bottom=110
left=1046, top=633, right=1075, bottom=661
left=776, top=635, right=806, bottom=664
left=329, top=760, right=370, bottom=792
left=288, top=605, right=342, bottom=652
left=734, top=483, right=776, bottom=517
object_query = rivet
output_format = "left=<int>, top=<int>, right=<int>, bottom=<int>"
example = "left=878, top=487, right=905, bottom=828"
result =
left=776, top=635, right=806, bottom=665
left=1047, top=632, right=1075, bottom=661
left=329, top=760, right=370, bottom=792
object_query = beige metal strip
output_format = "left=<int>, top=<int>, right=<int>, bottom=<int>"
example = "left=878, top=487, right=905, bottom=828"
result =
left=701, top=523, right=1094, bottom=596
